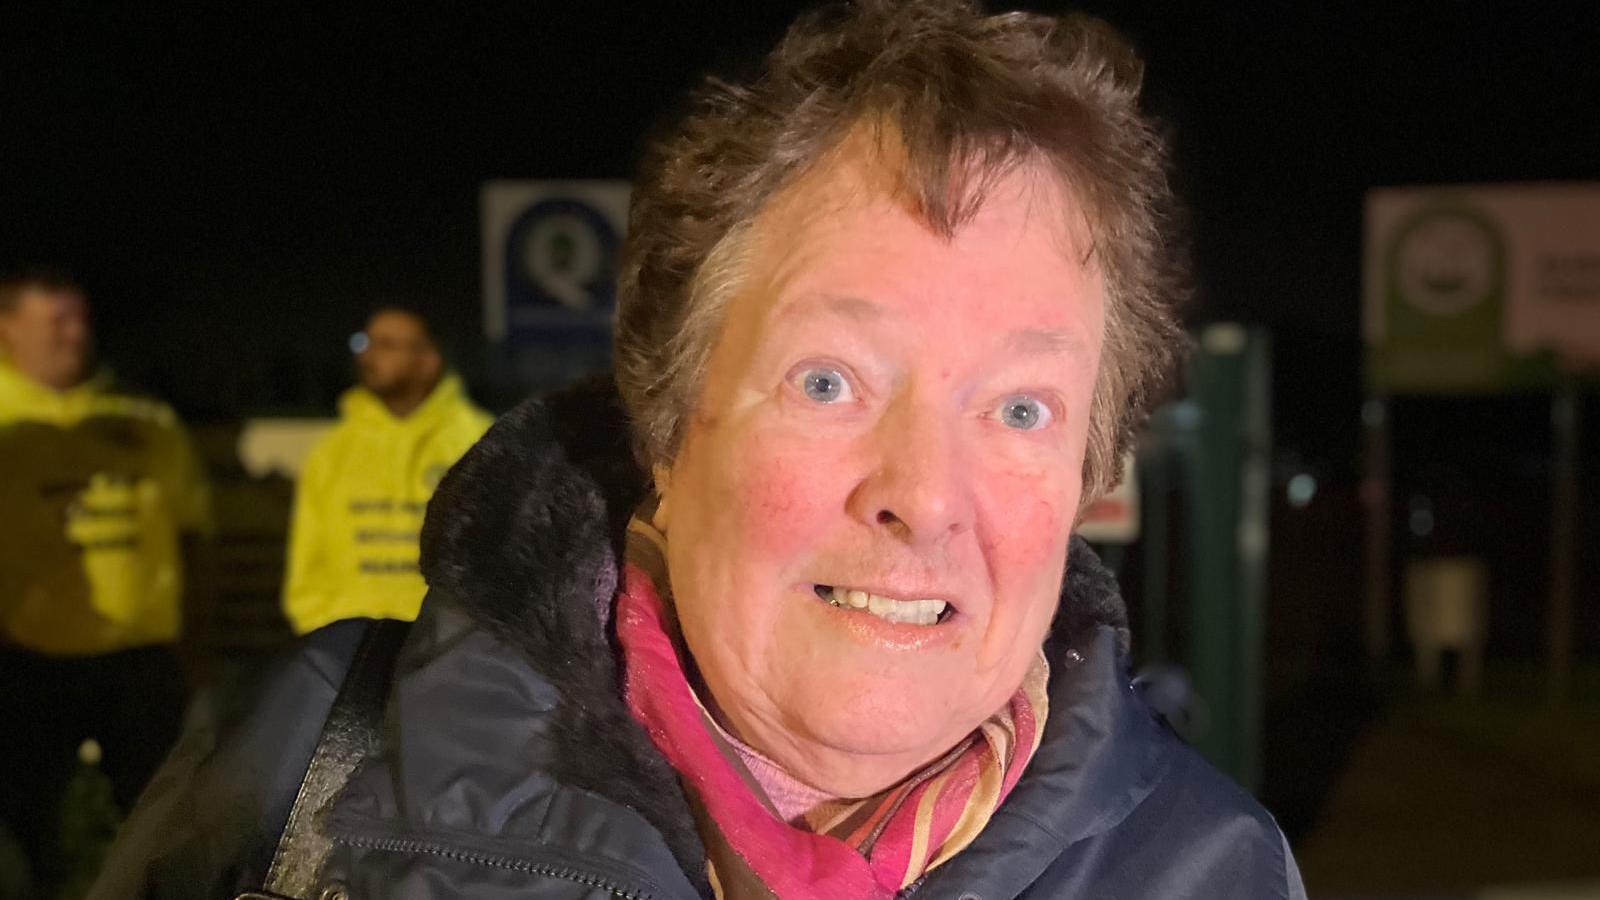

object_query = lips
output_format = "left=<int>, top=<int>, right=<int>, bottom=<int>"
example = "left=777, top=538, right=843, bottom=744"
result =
left=811, top=583, right=954, bottom=626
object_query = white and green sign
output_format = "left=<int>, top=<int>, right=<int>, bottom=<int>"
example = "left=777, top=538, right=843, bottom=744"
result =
left=1364, top=183, right=1600, bottom=393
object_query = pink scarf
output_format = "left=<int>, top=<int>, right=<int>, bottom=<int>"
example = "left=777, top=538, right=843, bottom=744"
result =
left=617, top=511, right=1048, bottom=899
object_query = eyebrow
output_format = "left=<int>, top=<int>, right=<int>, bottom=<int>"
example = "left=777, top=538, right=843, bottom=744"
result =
left=1003, top=326, right=1088, bottom=360
left=775, top=294, right=1087, bottom=360
left=775, top=294, right=884, bottom=325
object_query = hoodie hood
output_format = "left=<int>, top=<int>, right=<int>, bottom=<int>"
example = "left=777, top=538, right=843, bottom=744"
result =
left=0, top=357, right=120, bottom=425
left=338, top=371, right=471, bottom=431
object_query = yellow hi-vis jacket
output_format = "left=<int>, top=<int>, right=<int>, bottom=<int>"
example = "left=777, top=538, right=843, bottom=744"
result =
left=282, top=373, right=491, bottom=634
left=0, top=359, right=211, bottom=655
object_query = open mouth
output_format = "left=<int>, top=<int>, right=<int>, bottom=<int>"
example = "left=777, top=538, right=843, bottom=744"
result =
left=812, top=584, right=955, bottom=626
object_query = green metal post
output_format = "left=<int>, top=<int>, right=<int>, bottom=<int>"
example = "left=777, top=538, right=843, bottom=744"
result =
left=1184, top=325, right=1270, bottom=792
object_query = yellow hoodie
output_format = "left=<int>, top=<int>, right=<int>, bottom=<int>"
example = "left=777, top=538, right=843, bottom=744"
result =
left=282, top=373, right=492, bottom=634
left=0, top=360, right=211, bottom=655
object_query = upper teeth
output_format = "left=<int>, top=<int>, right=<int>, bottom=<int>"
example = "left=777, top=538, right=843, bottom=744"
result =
left=829, top=587, right=947, bottom=626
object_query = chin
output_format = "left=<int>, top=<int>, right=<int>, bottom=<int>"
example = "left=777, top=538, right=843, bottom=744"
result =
left=791, top=679, right=971, bottom=773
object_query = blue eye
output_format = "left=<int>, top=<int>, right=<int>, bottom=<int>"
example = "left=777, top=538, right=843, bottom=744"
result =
left=798, top=367, right=853, bottom=404
left=997, top=396, right=1052, bottom=431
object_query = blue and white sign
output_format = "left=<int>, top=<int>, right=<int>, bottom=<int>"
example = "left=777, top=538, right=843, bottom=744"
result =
left=482, top=180, right=630, bottom=387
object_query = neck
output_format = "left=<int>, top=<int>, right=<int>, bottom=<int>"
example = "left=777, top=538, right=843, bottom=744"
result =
left=713, top=717, right=843, bottom=821
left=40, top=374, right=83, bottom=393
left=3, top=358, right=83, bottom=394
left=713, top=702, right=950, bottom=798
left=689, top=676, right=867, bottom=808
left=376, top=378, right=440, bottom=419
left=382, top=392, right=426, bottom=418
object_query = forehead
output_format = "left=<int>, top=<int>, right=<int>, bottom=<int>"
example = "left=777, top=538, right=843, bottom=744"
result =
left=9, top=286, right=87, bottom=318
left=365, top=311, right=430, bottom=341
left=735, top=145, right=1103, bottom=343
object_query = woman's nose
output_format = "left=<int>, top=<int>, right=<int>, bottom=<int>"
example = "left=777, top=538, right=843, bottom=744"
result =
left=845, top=397, right=974, bottom=547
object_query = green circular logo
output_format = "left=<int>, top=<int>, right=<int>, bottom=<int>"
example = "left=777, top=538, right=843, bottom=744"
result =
left=1388, top=206, right=1505, bottom=317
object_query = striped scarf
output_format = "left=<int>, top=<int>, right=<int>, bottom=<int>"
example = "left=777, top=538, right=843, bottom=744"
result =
left=618, top=505, right=1048, bottom=899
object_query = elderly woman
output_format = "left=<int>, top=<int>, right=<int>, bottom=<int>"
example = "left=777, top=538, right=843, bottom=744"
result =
left=96, top=1, right=1303, bottom=898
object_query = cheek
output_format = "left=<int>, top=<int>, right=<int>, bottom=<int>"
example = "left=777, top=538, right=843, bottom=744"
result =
left=978, top=465, right=1076, bottom=593
left=704, top=430, right=843, bottom=561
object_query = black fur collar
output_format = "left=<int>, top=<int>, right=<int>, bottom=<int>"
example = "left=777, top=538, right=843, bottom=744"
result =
left=418, top=375, right=1130, bottom=888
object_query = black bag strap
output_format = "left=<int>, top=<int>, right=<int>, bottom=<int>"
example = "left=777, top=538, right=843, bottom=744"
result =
left=257, top=618, right=410, bottom=899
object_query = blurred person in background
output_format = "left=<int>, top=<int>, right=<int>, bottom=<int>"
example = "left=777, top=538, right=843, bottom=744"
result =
left=281, top=307, right=491, bottom=635
left=94, top=2, right=1304, bottom=897
left=0, top=267, right=209, bottom=890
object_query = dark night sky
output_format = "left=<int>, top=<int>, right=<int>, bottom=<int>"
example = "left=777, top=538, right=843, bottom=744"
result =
left=3, top=1, right=1598, bottom=473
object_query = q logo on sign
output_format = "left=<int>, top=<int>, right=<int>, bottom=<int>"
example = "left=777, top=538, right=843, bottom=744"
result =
left=504, top=198, right=621, bottom=315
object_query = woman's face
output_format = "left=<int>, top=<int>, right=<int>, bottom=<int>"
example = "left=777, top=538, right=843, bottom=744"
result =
left=656, top=148, right=1105, bottom=797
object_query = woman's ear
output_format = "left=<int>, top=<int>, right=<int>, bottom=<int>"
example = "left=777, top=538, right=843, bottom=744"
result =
left=651, top=464, right=672, bottom=531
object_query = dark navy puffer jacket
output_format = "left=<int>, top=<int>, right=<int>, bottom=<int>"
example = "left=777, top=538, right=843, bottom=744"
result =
left=92, top=378, right=1306, bottom=899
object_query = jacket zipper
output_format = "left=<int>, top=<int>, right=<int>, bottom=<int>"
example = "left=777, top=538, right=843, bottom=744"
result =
left=339, top=834, right=659, bottom=899
left=339, top=833, right=937, bottom=900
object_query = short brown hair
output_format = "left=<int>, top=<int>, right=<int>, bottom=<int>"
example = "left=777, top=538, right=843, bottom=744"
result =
left=615, top=0, right=1188, bottom=504
left=0, top=266, right=82, bottom=315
